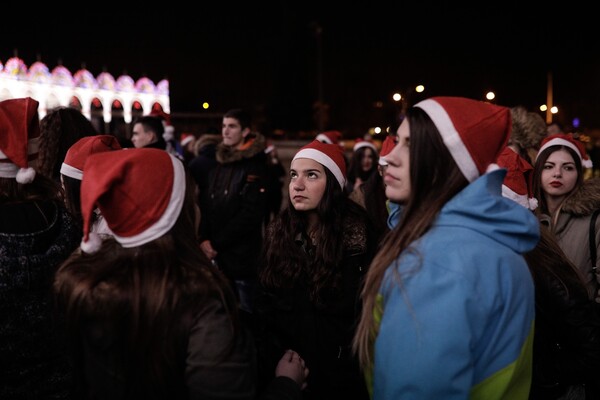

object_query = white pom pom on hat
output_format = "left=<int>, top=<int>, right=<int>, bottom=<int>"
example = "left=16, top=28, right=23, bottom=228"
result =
left=0, top=97, right=40, bottom=183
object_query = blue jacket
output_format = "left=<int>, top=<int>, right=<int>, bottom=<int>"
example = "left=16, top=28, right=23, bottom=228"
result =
left=373, top=170, right=539, bottom=400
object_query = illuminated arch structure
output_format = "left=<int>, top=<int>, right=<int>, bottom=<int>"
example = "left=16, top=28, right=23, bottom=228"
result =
left=0, top=56, right=169, bottom=135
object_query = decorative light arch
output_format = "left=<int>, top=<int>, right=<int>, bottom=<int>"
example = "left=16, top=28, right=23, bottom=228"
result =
left=0, top=56, right=169, bottom=122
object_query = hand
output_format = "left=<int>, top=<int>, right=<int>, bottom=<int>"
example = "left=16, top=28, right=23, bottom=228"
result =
left=199, top=240, right=217, bottom=260
left=274, top=349, right=309, bottom=390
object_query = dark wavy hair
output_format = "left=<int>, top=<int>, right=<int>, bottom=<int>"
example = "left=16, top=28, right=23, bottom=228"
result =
left=260, top=166, right=368, bottom=304
left=353, top=106, right=468, bottom=368
left=0, top=172, right=64, bottom=203
left=54, top=172, right=240, bottom=398
left=38, top=107, right=98, bottom=180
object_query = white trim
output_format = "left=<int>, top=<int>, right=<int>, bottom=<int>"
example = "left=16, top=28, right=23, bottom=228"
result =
left=501, top=185, right=530, bottom=209
left=415, top=99, right=479, bottom=182
left=315, top=133, right=333, bottom=144
left=353, top=141, right=378, bottom=153
left=536, top=138, right=592, bottom=168
left=60, top=163, right=83, bottom=180
left=112, top=154, right=185, bottom=247
left=0, top=163, right=19, bottom=177
left=293, top=148, right=345, bottom=189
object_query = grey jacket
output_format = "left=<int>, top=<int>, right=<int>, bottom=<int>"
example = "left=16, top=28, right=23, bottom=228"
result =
left=541, top=178, right=600, bottom=302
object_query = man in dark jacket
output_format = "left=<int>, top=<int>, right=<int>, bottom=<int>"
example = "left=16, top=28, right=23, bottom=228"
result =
left=192, top=108, right=267, bottom=318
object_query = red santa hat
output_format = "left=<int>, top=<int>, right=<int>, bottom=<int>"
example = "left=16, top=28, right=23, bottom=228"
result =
left=536, top=133, right=593, bottom=168
left=292, top=140, right=346, bottom=189
left=79, top=148, right=185, bottom=254
left=353, top=138, right=378, bottom=154
left=180, top=133, right=195, bottom=147
left=0, top=97, right=40, bottom=184
left=497, top=147, right=538, bottom=210
left=378, top=135, right=396, bottom=166
left=315, top=130, right=342, bottom=145
left=60, top=135, right=122, bottom=180
left=414, top=96, right=511, bottom=182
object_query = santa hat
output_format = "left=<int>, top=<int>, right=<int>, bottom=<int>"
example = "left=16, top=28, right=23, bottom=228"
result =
left=497, top=147, right=538, bottom=210
left=353, top=138, right=378, bottom=154
left=292, top=140, right=346, bottom=189
left=0, top=97, right=40, bottom=183
left=378, top=135, right=396, bottom=166
left=79, top=148, right=185, bottom=254
left=414, top=97, right=511, bottom=182
left=315, top=130, right=342, bottom=145
left=60, top=135, right=122, bottom=180
left=536, top=133, right=593, bottom=168
left=180, top=133, right=195, bottom=147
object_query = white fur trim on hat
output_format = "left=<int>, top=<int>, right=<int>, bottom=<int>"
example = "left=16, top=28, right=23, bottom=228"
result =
left=502, top=184, right=538, bottom=210
left=112, top=154, right=185, bottom=248
left=80, top=232, right=102, bottom=253
left=415, top=99, right=479, bottom=182
left=536, top=137, right=593, bottom=168
left=60, top=163, right=83, bottom=180
left=378, top=156, right=389, bottom=166
left=293, top=148, right=345, bottom=189
left=315, top=133, right=333, bottom=144
left=180, top=135, right=194, bottom=147
left=353, top=141, right=378, bottom=153
left=0, top=136, right=40, bottom=181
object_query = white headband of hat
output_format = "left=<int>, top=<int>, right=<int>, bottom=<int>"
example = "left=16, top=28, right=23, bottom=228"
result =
left=536, top=137, right=593, bottom=168
left=292, top=148, right=345, bottom=189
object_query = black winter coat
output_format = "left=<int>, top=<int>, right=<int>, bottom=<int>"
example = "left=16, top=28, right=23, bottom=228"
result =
left=0, top=200, right=81, bottom=399
left=196, top=133, right=268, bottom=280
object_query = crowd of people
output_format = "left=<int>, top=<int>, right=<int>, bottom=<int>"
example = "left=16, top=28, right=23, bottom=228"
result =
left=2, top=94, right=600, bottom=400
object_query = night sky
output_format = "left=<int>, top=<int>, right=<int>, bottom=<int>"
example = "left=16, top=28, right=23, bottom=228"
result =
left=3, top=3, right=600, bottom=136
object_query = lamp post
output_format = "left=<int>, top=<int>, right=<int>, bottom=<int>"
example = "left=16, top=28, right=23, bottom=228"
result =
left=310, top=21, right=326, bottom=132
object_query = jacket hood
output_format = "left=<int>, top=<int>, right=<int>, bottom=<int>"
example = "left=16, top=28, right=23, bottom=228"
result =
left=193, top=134, right=222, bottom=156
left=216, top=132, right=266, bottom=164
left=437, top=169, right=540, bottom=254
left=560, top=177, right=600, bottom=217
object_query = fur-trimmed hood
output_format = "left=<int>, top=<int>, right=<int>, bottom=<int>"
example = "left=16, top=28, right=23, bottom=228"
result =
left=561, top=177, right=600, bottom=216
left=193, top=134, right=222, bottom=156
left=216, top=132, right=266, bottom=164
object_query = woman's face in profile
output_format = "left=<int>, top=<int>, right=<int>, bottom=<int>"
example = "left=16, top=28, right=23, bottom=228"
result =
left=383, top=119, right=411, bottom=203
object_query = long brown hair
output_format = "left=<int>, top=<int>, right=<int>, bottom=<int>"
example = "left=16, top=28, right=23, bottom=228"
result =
left=260, top=166, right=370, bottom=304
left=54, top=173, right=239, bottom=397
left=353, top=107, right=468, bottom=368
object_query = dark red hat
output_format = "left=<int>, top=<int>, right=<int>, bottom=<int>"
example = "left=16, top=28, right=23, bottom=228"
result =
left=79, top=148, right=185, bottom=253
left=315, top=130, right=342, bottom=145
left=415, top=97, right=511, bottom=182
left=0, top=97, right=40, bottom=183
left=292, top=140, right=346, bottom=189
left=497, top=147, right=538, bottom=210
left=61, top=135, right=122, bottom=180
left=536, top=133, right=593, bottom=168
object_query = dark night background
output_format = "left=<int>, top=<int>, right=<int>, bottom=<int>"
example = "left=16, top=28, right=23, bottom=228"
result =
left=3, top=3, right=600, bottom=137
